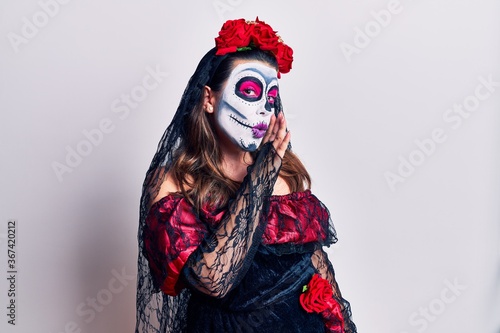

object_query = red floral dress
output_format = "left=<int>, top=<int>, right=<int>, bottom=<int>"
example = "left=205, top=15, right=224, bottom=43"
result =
left=143, top=190, right=356, bottom=333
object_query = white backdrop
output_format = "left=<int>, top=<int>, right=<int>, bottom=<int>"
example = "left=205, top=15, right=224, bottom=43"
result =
left=1, top=0, right=499, bottom=332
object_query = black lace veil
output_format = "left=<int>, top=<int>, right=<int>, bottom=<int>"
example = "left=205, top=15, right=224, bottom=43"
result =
left=135, top=48, right=228, bottom=332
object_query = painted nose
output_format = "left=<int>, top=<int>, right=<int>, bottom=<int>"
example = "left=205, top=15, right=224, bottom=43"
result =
left=264, top=100, right=273, bottom=112
left=257, top=102, right=272, bottom=115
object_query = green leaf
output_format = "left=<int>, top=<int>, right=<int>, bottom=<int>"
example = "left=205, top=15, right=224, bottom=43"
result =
left=237, top=46, right=252, bottom=52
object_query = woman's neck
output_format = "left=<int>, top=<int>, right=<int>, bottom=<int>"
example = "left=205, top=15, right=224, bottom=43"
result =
left=220, top=144, right=253, bottom=183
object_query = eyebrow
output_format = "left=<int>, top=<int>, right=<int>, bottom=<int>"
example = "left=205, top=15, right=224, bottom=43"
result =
left=236, top=67, right=277, bottom=83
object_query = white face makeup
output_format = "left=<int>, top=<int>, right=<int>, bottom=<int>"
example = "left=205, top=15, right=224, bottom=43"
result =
left=216, top=62, right=279, bottom=151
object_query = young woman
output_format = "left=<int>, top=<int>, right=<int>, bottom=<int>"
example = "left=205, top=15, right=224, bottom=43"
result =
left=135, top=18, right=357, bottom=333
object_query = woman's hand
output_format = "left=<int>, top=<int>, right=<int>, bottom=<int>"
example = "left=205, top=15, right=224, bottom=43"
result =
left=262, top=112, right=291, bottom=159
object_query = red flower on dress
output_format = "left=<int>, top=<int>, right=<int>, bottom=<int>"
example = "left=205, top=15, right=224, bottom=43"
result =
left=214, top=17, right=293, bottom=77
left=300, top=274, right=346, bottom=333
left=300, top=274, right=333, bottom=313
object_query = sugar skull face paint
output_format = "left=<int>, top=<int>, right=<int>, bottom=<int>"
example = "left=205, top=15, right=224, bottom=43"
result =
left=216, top=62, right=279, bottom=151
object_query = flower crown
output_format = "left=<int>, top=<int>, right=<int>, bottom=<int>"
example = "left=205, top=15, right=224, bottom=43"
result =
left=214, top=17, right=293, bottom=78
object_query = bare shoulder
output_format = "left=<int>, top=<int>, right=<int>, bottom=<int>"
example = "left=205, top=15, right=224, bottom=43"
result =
left=150, top=170, right=182, bottom=206
left=272, top=176, right=291, bottom=196
left=150, top=169, right=289, bottom=202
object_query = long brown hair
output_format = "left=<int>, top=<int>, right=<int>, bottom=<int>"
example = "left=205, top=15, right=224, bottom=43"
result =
left=171, top=49, right=311, bottom=210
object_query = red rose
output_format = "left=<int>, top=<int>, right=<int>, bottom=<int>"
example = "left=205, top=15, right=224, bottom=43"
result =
left=215, top=19, right=254, bottom=55
left=275, top=42, right=293, bottom=74
left=299, top=274, right=333, bottom=313
left=250, top=19, right=279, bottom=53
left=214, top=18, right=294, bottom=77
left=300, top=274, right=346, bottom=332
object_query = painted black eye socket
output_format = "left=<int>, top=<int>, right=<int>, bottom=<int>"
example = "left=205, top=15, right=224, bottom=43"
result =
left=267, top=86, right=279, bottom=106
left=235, top=77, right=263, bottom=102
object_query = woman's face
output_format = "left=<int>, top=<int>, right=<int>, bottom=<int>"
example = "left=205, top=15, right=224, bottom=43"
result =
left=215, top=61, right=279, bottom=152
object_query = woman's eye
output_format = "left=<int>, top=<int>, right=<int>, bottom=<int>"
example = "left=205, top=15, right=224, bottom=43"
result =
left=267, top=87, right=278, bottom=105
left=244, top=88, right=256, bottom=96
left=236, top=78, right=263, bottom=101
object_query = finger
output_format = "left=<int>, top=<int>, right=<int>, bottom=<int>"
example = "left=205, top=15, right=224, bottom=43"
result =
left=273, top=113, right=288, bottom=148
left=261, top=114, right=276, bottom=144
left=267, top=114, right=280, bottom=143
left=275, top=130, right=291, bottom=159
left=271, top=120, right=286, bottom=155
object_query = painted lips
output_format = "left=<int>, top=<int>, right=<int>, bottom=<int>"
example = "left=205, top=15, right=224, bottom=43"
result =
left=252, top=123, right=268, bottom=139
